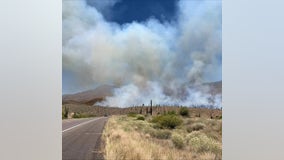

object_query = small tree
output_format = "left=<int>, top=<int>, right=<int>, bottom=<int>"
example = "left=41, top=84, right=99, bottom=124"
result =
left=179, top=107, right=189, bottom=117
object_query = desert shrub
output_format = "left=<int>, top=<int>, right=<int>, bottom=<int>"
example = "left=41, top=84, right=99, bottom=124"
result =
left=72, top=112, right=95, bottom=118
left=216, top=115, right=222, bottom=119
left=133, top=121, right=147, bottom=131
left=127, top=112, right=137, bottom=117
left=187, top=122, right=206, bottom=133
left=151, top=116, right=162, bottom=123
left=122, top=126, right=132, bottom=132
left=206, top=131, right=220, bottom=141
left=143, top=126, right=156, bottom=135
left=192, top=122, right=206, bottom=130
left=179, top=107, right=189, bottom=117
left=136, top=115, right=145, bottom=121
left=186, top=132, right=221, bottom=154
left=186, top=127, right=193, bottom=133
left=151, top=114, right=183, bottom=129
left=72, top=112, right=79, bottom=118
left=152, top=130, right=171, bottom=139
left=152, top=123, right=162, bottom=129
left=72, top=112, right=85, bottom=118
left=167, top=110, right=176, bottom=115
left=216, top=123, right=222, bottom=133
left=160, top=115, right=182, bottom=129
left=172, top=134, right=185, bottom=149
left=208, top=120, right=217, bottom=126
left=186, top=118, right=195, bottom=125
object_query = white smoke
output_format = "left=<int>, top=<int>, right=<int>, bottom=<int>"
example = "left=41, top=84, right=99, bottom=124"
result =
left=97, top=82, right=221, bottom=108
left=63, top=0, right=222, bottom=108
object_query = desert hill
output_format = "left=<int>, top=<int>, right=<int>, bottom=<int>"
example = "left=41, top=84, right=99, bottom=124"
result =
left=62, top=84, right=116, bottom=105
left=201, top=80, right=222, bottom=95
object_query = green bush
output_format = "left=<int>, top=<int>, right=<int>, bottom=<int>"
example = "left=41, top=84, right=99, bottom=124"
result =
left=179, top=107, right=189, bottom=117
left=73, top=112, right=86, bottom=118
left=152, top=123, right=162, bottom=129
left=143, top=126, right=156, bottom=135
left=167, top=110, right=176, bottom=115
left=136, top=115, right=145, bottom=121
left=172, top=134, right=185, bottom=149
left=151, top=116, right=161, bottom=123
left=72, top=112, right=80, bottom=118
left=151, top=114, right=182, bottom=129
left=152, top=130, right=171, bottom=139
left=72, top=112, right=95, bottom=118
left=127, top=112, right=137, bottom=117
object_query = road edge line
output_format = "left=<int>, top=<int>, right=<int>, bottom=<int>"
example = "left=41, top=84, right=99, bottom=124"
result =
left=62, top=117, right=104, bottom=133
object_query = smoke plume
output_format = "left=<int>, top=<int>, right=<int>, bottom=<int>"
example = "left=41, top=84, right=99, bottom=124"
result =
left=63, top=0, right=222, bottom=108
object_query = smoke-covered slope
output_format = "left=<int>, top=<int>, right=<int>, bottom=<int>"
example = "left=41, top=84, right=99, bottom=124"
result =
left=62, top=84, right=115, bottom=105
left=62, top=81, right=221, bottom=107
left=197, top=80, right=222, bottom=95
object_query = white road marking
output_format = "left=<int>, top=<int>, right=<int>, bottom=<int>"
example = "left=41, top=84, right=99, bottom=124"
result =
left=62, top=117, right=104, bottom=133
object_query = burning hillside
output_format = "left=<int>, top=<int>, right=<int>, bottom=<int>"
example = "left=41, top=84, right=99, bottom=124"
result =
left=63, top=81, right=221, bottom=108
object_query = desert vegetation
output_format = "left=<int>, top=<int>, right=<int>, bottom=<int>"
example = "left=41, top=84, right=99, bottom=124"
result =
left=62, top=106, right=69, bottom=119
left=62, top=103, right=221, bottom=118
left=62, top=105, right=96, bottom=119
left=103, top=108, right=222, bottom=160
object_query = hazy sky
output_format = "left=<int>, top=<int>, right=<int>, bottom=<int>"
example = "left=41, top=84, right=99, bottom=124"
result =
left=63, top=0, right=180, bottom=94
left=62, top=0, right=222, bottom=95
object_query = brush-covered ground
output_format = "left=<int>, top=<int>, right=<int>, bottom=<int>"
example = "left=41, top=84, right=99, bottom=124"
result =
left=103, top=111, right=222, bottom=160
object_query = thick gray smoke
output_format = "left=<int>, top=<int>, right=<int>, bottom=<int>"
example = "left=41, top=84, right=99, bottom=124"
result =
left=63, top=0, right=222, bottom=108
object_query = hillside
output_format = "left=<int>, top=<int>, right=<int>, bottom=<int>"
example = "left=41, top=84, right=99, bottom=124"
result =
left=202, top=80, right=222, bottom=95
left=62, top=84, right=115, bottom=105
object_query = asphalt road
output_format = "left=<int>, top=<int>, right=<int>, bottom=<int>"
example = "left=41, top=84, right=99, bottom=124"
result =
left=62, top=117, right=108, bottom=160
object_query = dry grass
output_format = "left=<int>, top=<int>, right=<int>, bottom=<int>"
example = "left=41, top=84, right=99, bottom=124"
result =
left=103, top=115, right=222, bottom=160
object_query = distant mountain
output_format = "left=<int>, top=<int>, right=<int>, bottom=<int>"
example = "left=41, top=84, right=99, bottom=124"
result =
left=62, top=84, right=116, bottom=105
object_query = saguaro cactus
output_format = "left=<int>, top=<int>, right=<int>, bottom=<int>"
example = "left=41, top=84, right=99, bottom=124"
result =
left=150, top=100, right=153, bottom=115
left=63, top=106, right=69, bottom=118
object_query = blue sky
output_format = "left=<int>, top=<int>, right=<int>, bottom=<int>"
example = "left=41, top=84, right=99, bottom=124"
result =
left=86, top=0, right=178, bottom=24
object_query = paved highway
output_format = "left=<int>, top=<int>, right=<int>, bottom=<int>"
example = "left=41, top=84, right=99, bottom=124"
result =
left=62, top=117, right=108, bottom=160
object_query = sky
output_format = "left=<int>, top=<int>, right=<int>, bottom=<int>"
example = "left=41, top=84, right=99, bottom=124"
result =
left=63, top=0, right=181, bottom=94
left=86, top=0, right=178, bottom=24
left=62, top=0, right=222, bottom=108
